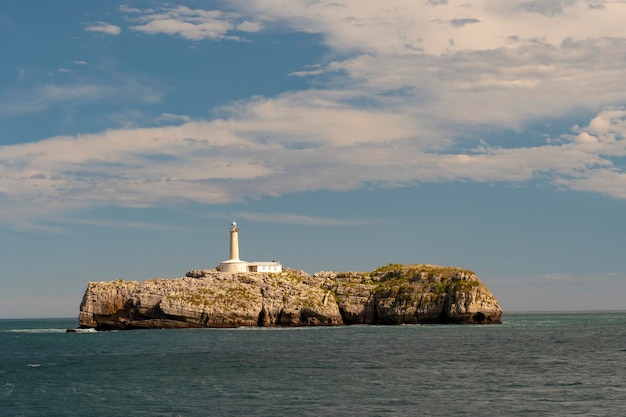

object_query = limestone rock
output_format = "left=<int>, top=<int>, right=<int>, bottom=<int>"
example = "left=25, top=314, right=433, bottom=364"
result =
left=369, top=264, right=502, bottom=324
left=316, top=271, right=377, bottom=324
left=78, top=264, right=502, bottom=330
left=79, top=269, right=342, bottom=330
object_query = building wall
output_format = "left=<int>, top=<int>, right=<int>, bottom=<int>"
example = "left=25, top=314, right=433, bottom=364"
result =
left=247, top=263, right=282, bottom=273
left=220, top=261, right=281, bottom=273
left=219, top=261, right=249, bottom=273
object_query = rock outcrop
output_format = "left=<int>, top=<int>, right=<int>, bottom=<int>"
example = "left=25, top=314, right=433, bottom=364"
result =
left=78, top=264, right=502, bottom=330
left=321, top=264, right=502, bottom=325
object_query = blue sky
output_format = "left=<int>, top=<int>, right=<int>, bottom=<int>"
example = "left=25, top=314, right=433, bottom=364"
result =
left=2, top=0, right=626, bottom=318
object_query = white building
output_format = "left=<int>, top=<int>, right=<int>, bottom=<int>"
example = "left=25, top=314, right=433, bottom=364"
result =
left=248, top=262, right=282, bottom=273
left=218, top=221, right=282, bottom=273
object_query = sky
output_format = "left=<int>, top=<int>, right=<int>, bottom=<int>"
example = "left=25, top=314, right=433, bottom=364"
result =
left=2, top=0, right=626, bottom=318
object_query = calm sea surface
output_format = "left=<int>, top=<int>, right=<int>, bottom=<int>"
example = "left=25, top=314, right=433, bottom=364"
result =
left=1, top=312, right=625, bottom=416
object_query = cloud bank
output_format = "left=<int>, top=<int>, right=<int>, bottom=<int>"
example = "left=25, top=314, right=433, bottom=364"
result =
left=4, top=1, right=626, bottom=227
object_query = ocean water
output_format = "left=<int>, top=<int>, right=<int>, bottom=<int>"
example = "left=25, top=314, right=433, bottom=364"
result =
left=1, top=312, right=625, bottom=416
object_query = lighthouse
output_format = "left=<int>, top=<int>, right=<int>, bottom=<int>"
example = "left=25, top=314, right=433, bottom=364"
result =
left=218, top=221, right=248, bottom=272
left=217, top=221, right=282, bottom=273
left=229, top=221, right=240, bottom=261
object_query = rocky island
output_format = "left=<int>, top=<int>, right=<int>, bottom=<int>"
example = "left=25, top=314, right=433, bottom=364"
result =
left=78, top=263, right=502, bottom=330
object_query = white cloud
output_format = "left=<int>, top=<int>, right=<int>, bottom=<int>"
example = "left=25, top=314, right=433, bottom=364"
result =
left=237, top=20, right=262, bottom=32
left=119, top=5, right=147, bottom=14
left=122, top=2, right=626, bottom=127
left=85, top=22, right=121, bottom=35
left=2, top=91, right=626, bottom=228
left=5, top=1, right=626, bottom=227
left=155, top=113, right=192, bottom=124
left=73, top=60, right=88, bottom=65
left=108, top=112, right=195, bottom=129
left=127, top=6, right=260, bottom=41
left=131, top=18, right=231, bottom=41
left=237, top=0, right=626, bottom=54
left=229, top=212, right=372, bottom=226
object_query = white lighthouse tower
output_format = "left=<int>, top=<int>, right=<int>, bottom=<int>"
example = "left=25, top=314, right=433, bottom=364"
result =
left=229, top=221, right=240, bottom=261
left=218, top=221, right=249, bottom=273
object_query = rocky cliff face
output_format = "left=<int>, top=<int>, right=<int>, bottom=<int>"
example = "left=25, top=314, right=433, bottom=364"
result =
left=320, top=264, right=502, bottom=325
left=78, top=264, right=502, bottom=330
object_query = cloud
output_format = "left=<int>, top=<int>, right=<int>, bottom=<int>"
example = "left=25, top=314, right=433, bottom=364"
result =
left=127, top=6, right=260, bottom=41
left=5, top=1, right=626, bottom=227
left=0, top=77, right=162, bottom=119
left=73, top=60, right=88, bottom=65
left=2, top=89, right=626, bottom=229
left=0, top=91, right=426, bottom=222
left=0, top=84, right=111, bottom=117
left=131, top=18, right=231, bottom=41
left=236, top=20, right=262, bottom=32
left=541, top=273, right=574, bottom=281
left=85, top=22, right=121, bottom=35
left=154, top=113, right=192, bottom=124
left=52, top=217, right=193, bottom=232
left=220, top=212, right=373, bottom=226
left=518, top=0, right=568, bottom=16
left=107, top=112, right=197, bottom=130
left=234, top=1, right=626, bottom=130
left=119, top=5, right=147, bottom=14
left=120, top=1, right=626, bottom=130
left=450, top=18, right=481, bottom=27
left=588, top=1, right=606, bottom=10
left=11, top=222, right=66, bottom=235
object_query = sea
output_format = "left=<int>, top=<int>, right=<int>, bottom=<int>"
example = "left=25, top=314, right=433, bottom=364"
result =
left=1, top=312, right=625, bottom=417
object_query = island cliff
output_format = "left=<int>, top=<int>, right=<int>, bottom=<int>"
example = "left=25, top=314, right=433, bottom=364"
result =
left=78, top=264, right=502, bottom=330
